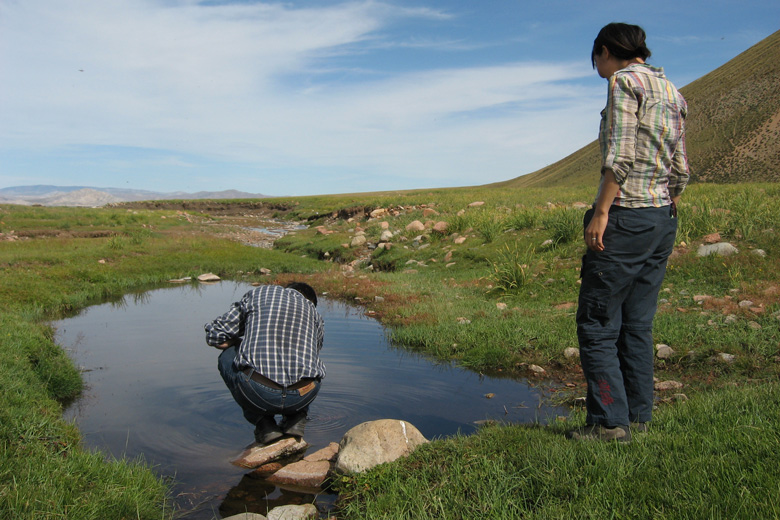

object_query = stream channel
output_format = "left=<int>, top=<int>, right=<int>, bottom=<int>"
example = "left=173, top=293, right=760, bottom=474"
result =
left=55, top=280, right=567, bottom=518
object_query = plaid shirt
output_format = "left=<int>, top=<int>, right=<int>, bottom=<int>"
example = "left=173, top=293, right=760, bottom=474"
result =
left=598, top=63, right=689, bottom=207
left=205, top=285, right=325, bottom=387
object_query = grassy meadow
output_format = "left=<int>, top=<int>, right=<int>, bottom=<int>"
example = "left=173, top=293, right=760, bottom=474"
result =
left=1, top=181, right=778, bottom=518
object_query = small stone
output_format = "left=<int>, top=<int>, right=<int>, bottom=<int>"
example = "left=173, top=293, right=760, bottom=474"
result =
left=484, top=393, right=495, bottom=399
left=702, top=232, right=721, bottom=244
left=724, top=314, right=738, bottom=324
left=496, top=302, right=507, bottom=310
left=748, top=321, right=762, bottom=330
left=656, top=344, right=675, bottom=359
left=541, top=239, right=554, bottom=247
left=654, top=380, right=684, bottom=391
left=197, top=273, right=221, bottom=282
left=738, top=300, right=754, bottom=308
left=716, top=352, right=736, bottom=363
left=573, top=396, right=587, bottom=406
left=529, top=364, right=546, bottom=374
left=405, top=220, right=425, bottom=232
left=454, top=236, right=467, bottom=244
left=456, top=317, right=471, bottom=324
left=468, top=201, right=485, bottom=207
left=350, top=235, right=367, bottom=247
left=697, top=242, right=738, bottom=257
left=751, top=249, right=767, bottom=257
left=266, top=504, right=319, bottom=520
left=563, top=347, right=579, bottom=359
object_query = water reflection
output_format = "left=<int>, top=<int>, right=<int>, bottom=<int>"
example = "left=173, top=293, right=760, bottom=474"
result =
left=55, top=281, right=565, bottom=518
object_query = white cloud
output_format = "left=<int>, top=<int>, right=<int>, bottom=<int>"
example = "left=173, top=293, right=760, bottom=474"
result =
left=0, top=0, right=603, bottom=192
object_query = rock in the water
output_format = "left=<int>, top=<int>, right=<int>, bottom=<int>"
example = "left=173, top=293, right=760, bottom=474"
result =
left=267, top=460, right=331, bottom=489
left=266, top=504, right=318, bottom=520
left=230, top=437, right=309, bottom=468
left=335, top=419, right=428, bottom=474
left=303, top=442, right=340, bottom=462
left=222, top=513, right=267, bottom=520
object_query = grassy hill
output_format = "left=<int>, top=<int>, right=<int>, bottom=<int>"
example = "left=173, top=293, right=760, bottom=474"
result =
left=493, top=29, right=780, bottom=189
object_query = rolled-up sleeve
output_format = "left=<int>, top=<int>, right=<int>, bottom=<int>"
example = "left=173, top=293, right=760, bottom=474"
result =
left=667, top=106, right=690, bottom=198
left=204, top=301, right=245, bottom=346
left=601, top=75, right=641, bottom=185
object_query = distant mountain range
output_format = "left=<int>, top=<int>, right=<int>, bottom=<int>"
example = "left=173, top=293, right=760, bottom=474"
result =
left=0, top=185, right=270, bottom=207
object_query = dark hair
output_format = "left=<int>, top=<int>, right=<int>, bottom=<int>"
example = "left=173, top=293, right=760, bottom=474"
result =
left=286, top=282, right=318, bottom=307
left=591, top=23, right=651, bottom=68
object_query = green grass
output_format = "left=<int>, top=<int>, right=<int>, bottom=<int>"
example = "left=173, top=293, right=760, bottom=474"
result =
left=335, top=381, right=780, bottom=519
left=0, top=203, right=326, bottom=519
left=1, top=179, right=779, bottom=518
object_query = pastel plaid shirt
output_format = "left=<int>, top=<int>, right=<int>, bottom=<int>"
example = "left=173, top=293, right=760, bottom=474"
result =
left=598, top=63, right=690, bottom=207
left=205, top=285, right=325, bottom=387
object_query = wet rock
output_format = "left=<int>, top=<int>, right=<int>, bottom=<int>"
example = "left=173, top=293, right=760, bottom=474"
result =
left=654, top=380, right=684, bottom=391
left=266, top=460, right=331, bottom=489
left=303, top=442, right=340, bottom=462
left=197, top=272, right=221, bottom=282
left=222, top=513, right=267, bottom=520
left=335, top=419, right=428, bottom=474
left=168, top=277, right=192, bottom=283
left=697, top=242, right=738, bottom=257
left=267, top=504, right=318, bottom=520
left=230, top=437, right=309, bottom=469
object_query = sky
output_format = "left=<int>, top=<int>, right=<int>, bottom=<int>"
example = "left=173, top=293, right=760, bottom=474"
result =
left=1, top=1, right=778, bottom=197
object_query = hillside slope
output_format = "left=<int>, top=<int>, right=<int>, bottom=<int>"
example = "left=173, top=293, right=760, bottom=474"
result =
left=493, top=29, right=780, bottom=189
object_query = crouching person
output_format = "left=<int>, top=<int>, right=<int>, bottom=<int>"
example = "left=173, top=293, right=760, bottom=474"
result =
left=205, top=282, right=325, bottom=445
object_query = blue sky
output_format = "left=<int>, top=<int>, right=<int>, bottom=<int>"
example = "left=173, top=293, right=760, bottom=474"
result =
left=1, top=1, right=777, bottom=197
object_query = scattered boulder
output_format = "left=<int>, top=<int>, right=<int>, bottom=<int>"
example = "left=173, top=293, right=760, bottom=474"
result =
left=350, top=235, right=367, bottom=247
left=656, top=344, right=675, bottom=359
left=654, top=380, right=684, bottom=391
left=405, top=220, right=425, bottom=232
left=697, top=242, right=738, bottom=257
left=432, top=221, right=448, bottom=234
left=379, top=230, right=394, bottom=242
left=335, top=419, right=428, bottom=474
left=563, top=347, right=579, bottom=359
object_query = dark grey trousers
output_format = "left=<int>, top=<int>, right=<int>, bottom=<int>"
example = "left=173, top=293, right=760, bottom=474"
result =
left=576, top=205, right=678, bottom=427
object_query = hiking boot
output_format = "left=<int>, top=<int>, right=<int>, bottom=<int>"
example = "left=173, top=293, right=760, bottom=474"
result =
left=254, top=417, right=284, bottom=445
left=631, top=422, right=648, bottom=433
left=566, top=424, right=631, bottom=443
left=280, top=410, right=308, bottom=439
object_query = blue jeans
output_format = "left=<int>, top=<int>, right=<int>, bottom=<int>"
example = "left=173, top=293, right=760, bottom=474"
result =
left=218, top=346, right=321, bottom=426
left=576, top=205, right=677, bottom=427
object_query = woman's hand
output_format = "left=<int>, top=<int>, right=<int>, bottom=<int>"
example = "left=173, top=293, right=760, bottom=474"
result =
left=585, top=212, right=609, bottom=251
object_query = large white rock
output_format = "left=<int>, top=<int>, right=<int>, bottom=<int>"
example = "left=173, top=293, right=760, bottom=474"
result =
left=335, top=419, right=428, bottom=474
left=266, top=504, right=318, bottom=520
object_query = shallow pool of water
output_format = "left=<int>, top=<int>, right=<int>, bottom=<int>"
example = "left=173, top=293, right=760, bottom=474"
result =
left=55, top=281, right=566, bottom=518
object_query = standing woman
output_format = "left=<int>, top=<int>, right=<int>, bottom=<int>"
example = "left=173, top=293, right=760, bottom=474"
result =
left=568, top=23, right=689, bottom=442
